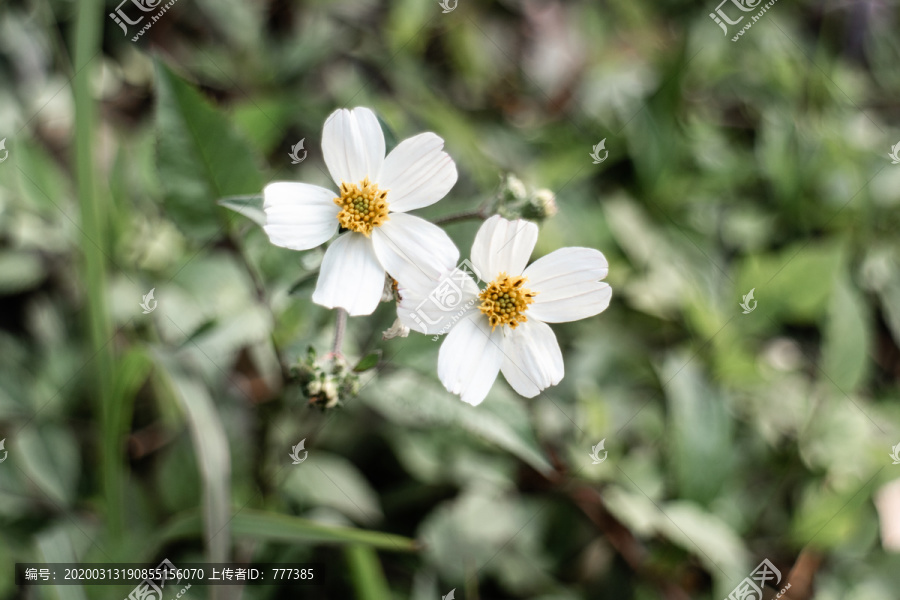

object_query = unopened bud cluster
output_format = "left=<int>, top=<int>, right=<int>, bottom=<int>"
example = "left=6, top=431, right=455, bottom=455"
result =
left=293, top=348, right=360, bottom=409
left=495, top=174, right=558, bottom=221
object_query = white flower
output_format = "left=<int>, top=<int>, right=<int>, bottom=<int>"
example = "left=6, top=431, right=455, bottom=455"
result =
left=263, top=107, right=460, bottom=315
left=398, top=215, right=611, bottom=405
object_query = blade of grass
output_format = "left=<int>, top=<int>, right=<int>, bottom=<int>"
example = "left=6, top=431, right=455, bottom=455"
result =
left=155, top=509, right=419, bottom=553
left=346, top=545, right=392, bottom=600
left=73, top=0, right=118, bottom=538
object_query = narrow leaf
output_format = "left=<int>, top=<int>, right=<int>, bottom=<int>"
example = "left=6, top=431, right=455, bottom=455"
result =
left=158, top=509, right=418, bottom=552
left=346, top=545, right=392, bottom=600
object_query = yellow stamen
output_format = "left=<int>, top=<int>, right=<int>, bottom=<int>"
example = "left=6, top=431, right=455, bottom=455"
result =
left=478, top=272, right=537, bottom=330
left=334, top=177, right=390, bottom=236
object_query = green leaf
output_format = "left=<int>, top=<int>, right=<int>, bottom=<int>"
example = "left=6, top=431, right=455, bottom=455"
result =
left=418, top=487, right=551, bottom=591
left=152, top=351, right=232, bottom=562
left=603, top=488, right=750, bottom=593
left=155, top=60, right=264, bottom=238
left=656, top=501, right=750, bottom=592
left=737, top=241, right=844, bottom=322
left=218, top=194, right=265, bottom=227
left=106, top=347, right=154, bottom=542
left=661, top=352, right=732, bottom=504
left=16, top=424, right=80, bottom=507
left=0, top=251, right=44, bottom=294
left=345, top=545, right=392, bottom=600
left=821, top=275, right=870, bottom=392
left=14, top=140, right=70, bottom=214
left=288, top=269, right=320, bottom=296
left=158, top=509, right=418, bottom=552
left=37, top=528, right=88, bottom=600
left=791, top=480, right=876, bottom=550
left=282, top=451, right=384, bottom=525
left=354, top=350, right=382, bottom=373
left=370, top=372, right=553, bottom=475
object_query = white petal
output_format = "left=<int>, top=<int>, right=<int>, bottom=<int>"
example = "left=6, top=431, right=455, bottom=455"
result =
left=523, top=247, right=612, bottom=323
left=499, top=319, right=564, bottom=398
left=263, top=182, right=339, bottom=250
left=371, top=213, right=460, bottom=289
left=312, top=232, right=385, bottom=316
left=438, top=314, right=504, bottom=405
left=382, top=318, right=410, bottom=340
left=471, top=215, right=538, bottom=282
left=396, top=267, right=480, bottom=335
left=377, top=133, right=458, bottom=213
left=322, top=107, right=385, bottom=187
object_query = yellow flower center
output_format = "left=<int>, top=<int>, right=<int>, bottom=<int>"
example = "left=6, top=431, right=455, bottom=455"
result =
left=478, top=272, right=537, bottom=330
left=334, top=177, right=390, bottom=236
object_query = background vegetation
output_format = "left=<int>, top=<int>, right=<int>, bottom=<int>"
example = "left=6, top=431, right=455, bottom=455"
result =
left=1, top=0, right=899, bottom=598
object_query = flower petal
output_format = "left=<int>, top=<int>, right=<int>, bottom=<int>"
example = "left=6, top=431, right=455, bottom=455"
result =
left=377, top=133, right=458, bottom=213
left=371, top=212, right=460, bottom=289
left=263, top=182, right=340, bottom=250
left=396, top=267, right=480, bottom=335
left=322, top=107, right=385, bottom=187
left=499, top=319, right=564, bottom=398
left=438, top=313, right=504, bottom=405
left=524, top=247, right=611, bottom=323
left=471, top=215, right=538, bottom=282
left=312, top=232, right=385, bottom=316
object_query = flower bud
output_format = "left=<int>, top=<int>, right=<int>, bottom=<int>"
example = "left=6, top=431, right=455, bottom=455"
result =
left=495, top=174, right=558, bottom=222
left=522, top=188, right=558, bottom=219
left=502, top=174, right=528, bottom=202
left=293, top=347, right=361, bottom=410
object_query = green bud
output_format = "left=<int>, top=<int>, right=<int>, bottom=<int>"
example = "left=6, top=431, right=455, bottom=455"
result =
left=292, top=347, right=361, bottom=410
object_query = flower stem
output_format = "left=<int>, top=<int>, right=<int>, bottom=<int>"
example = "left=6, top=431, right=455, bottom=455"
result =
left=332, top=308, right=348, bottom=356
left=432, top=208, right=488, bottom=225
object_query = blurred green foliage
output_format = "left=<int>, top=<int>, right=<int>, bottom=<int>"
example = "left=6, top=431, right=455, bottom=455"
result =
left=1, top=0, right=900, bottom=599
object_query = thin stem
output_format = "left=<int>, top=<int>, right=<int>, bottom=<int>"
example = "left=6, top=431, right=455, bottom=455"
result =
left=432, top=208, right=488, bottom=225
left=227, top=233, right=291, bottom=381
left=332, top=308, right=348, bottom=356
